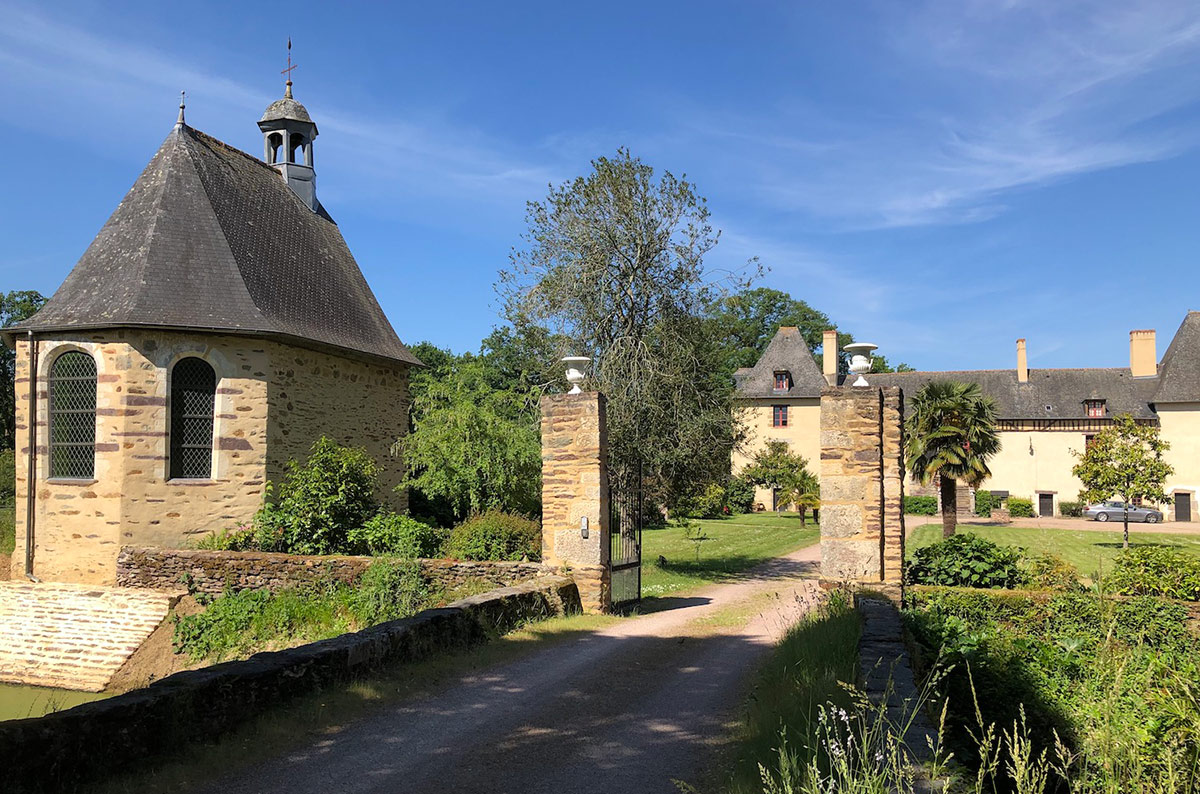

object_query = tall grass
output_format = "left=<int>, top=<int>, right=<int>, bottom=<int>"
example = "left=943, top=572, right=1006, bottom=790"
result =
left=725, top=591, right=862, bottom=792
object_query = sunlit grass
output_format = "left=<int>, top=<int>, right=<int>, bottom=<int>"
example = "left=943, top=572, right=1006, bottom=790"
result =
left=908, top=523, right=1200, bottom=580
left=1, top=505, right=14, bottom=555
left=640, top=512, right=819, bottom=599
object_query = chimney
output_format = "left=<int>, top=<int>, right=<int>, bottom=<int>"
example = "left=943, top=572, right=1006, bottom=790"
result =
left=823, top=330, right=838, bottom=386
left=1130, top=329, right=1157, bottom=378
left=1016, top=338, right=1028, bottom=383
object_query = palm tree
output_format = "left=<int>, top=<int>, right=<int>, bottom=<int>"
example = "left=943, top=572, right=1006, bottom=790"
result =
left=778, top=468, right=820, bottom=525
left=906, top=380, right=1001, bottom=538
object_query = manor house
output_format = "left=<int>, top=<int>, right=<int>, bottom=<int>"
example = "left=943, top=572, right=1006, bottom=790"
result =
left=734, top=315, right=1200, bottom=521
left=4, top=79, right=420, bottom=584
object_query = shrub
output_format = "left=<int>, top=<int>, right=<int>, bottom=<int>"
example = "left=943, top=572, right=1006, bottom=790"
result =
left=268, top=438, right=379, bottom=555
left=905, top=533, right=1028, bottom=589
left=349, top=558, right=434, bottom=625
left=347, top=512, right=446, bottom=557
left=725, top=476, right=756, bottom=515
left=0, top=448, right=14, bottom=506
left=1009, top=496, right=1034, bottom=517
left=974, top=490, right=998, bottom=517
left=692, top=483, right=728, bottom=518
left=903, top=495, right=938, bottom=515
left=1058, top=500, right=1083, bottom=517
left=1023, top=552, right=1082, bottom=591
left=1107, top=546, right=1200, bottom=600
left=446, top=511, right=540, bottom=561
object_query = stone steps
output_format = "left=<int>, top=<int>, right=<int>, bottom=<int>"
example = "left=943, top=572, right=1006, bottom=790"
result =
left=0, top=582, right=174, bottom=692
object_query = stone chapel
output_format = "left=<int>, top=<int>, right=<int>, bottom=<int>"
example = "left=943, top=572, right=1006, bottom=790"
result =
left=4, top=78, right=421, bottom=585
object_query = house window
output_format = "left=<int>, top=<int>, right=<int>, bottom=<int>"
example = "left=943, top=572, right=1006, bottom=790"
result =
left=170, top=357, right=216, bottom=479
left=773, top=371, right=791, bottom=391
left=772, top=405, right=788, bottom=427
left=1084, top=434, right=1096, bottom=451
left=1085, top=400, right=1106, bottom=418
left=48, top=351, right=97, bottom=479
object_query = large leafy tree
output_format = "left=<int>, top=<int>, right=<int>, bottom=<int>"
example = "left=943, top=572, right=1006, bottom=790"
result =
left=498, top=148, right=751, bottom=506
left=708, top=287, right=850, bottom=375
left=400, top=357, right=541, bottom=522
left=741, top=440, right=820, bottom=524
left=1072, top=414, right=1173, bottom=549
left=2, top=290, right=47, bottom=450
left=906, top=380, right=1001, bottom=538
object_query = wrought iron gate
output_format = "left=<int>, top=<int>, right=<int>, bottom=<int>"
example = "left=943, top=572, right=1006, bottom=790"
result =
left=608, top=469, right=643, bottom=610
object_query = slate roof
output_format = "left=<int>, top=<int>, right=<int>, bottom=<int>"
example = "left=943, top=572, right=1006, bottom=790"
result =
left=6, top=123, right=419, bottom=367
left=1153, top=311, right=1200, bottom=404
left=260, top=96, right=315, bottom=127
left=734, top=326, right=827, bottom=398
left=865, top=368, right=1160, bottom=420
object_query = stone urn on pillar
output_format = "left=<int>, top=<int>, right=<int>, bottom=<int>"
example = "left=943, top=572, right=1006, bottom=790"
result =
left=561, top=357, right=591, bottom=394
left=844, top=342, right=877, bottom=387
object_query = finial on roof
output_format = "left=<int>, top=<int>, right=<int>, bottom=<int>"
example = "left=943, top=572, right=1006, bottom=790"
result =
left=177, top=90, right=186, bottom=125
left=282, top=37, right=297, bottom=98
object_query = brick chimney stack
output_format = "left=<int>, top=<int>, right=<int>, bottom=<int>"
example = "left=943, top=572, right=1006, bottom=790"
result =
left=1130, top=329, right=1157, bottom=378
left=1016, top=338, right=1028, bottom=383
left=823, top=330, right=839, bottom=386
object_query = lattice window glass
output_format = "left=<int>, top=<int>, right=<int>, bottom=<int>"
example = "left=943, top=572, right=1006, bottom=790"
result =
left=772, top=404, right=789, bottom=428
left=170, top=358, right=216, bottom=479
left=48, top=351, right=97, bottom=479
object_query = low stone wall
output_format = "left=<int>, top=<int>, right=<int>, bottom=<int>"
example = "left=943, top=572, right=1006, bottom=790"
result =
left=0, top=576, right=580, bottom=793
left=115, top=546, right=551, bottom=596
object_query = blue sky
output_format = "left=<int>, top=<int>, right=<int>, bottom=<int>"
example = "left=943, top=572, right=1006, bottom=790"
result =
left=2, top=1, right=1199, bottom=370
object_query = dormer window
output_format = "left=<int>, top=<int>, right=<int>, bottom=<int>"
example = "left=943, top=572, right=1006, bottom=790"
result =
left=1085, top=400, right=1106, bottom=418
left=773, top=371, right=791, bottom=392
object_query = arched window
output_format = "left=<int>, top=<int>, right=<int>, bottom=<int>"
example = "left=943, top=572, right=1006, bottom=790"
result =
left=267, top=133, right=283, bottom=164
left=289, top=133, right=305, bottom=164
left=48, top=351, right=97, bottom=479
left=170, top=358, right=216, bottom=479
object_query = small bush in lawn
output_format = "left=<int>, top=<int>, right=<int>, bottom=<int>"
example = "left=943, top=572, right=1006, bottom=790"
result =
left=1023, top=552, right=1082, bottom=591
left=1009, top=497, right=1034, bottom=518
left=1058, top=500, right=1083, bottom=517
left=904, top=495, right=938, bottom=515
left=725, top=476, right=756, bottom=514
left=0, top=448, right=14, bottom=505
left=906, top=533, right=1028, bottom=589
left=1107, top=546, right=1200, bottom=600
left=350, top=558, right=434, bottom=625
left=446, top=511, right=540, bottom=561
left=348, top=512, right=446, bottom=557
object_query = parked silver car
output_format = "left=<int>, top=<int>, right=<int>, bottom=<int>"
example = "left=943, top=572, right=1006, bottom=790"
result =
left=1084, top=501, right=1164, bottom=523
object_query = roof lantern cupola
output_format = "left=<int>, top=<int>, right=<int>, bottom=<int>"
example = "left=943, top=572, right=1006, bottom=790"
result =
left=258, top=39, right=320, bottom=211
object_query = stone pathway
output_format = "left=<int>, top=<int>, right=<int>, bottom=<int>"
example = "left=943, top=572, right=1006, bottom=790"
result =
left=0, top=582, right=174, bottom=692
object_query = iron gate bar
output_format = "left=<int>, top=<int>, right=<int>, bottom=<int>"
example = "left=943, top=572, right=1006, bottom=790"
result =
left=608, top=463, right=643, bottom=610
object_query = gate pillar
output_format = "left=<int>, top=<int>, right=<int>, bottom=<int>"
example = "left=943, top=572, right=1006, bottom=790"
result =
left=540, top=392, right=610, bottom=613
left=819, top=386, right=906, bottom=597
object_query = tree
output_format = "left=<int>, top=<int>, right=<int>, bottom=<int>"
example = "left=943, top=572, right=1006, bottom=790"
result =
left=498, top=148, right=751, bottom=506
left=1, top=290, right=47, bottom=450
left=906, top=380, right=1001, bottom=538
left=399, top=357, right=541, bottom=522
left=1072, top=414, right=1173, bottom=549
left=741, top=440, right=820, bottom=524
left=870, top=355, right=915, bottom=373
left=708, top=287, right=851, bottom=376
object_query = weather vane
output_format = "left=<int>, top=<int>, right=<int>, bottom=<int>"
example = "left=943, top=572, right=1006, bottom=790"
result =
left=282, top=38, right=297, bottom=96
left=177, top=90, right=186, bottom=125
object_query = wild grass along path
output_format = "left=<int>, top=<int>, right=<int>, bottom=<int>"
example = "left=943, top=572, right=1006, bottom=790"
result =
left=196, top=544, right=823, bottom=794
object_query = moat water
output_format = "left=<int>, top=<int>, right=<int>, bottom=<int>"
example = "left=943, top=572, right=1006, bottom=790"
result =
left=0, top=683, right=109, bottom=722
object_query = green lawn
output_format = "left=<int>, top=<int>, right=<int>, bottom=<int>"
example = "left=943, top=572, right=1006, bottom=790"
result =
left=908, top=523, right=1200, bottom=579
left=1, top=506, right=13, bottom=556
left=640, top=512, right=819, bottom=599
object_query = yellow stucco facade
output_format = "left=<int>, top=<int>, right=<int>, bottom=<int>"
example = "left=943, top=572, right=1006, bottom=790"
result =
left=11, top=330, right=409, bottom=584
left=732, top=399, right=821, bottom=509
left=1157, top=404, right=1200, bottom=521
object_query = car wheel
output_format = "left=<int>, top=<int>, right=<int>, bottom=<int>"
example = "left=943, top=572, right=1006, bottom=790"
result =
left=1096, top=512, right=1110, bottom=522
left=1146, top=514, right=1158, bottom=524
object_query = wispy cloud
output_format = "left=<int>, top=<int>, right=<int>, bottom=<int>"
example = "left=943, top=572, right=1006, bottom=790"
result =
left=678, top=0, right=1200, bottom=229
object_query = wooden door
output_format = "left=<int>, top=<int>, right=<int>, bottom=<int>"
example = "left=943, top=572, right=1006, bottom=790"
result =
left=1039, top=493, right=1054, bottom=517
left=1176, top=492, right=1192, bottom=522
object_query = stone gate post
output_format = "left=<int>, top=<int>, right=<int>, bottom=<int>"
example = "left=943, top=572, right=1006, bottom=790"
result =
left=540, top=392, right=610, bottom=613
left=819, top=386, right=906, bottom=596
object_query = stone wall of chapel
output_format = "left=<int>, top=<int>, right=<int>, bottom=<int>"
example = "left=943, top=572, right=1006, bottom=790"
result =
left=11, top=331, right=410, bottom=585
left=265, top=342, right=410, bottom=513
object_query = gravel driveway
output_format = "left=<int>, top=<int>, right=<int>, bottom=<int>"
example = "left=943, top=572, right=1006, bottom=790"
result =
left=196, top=546, right=822, bottom=794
